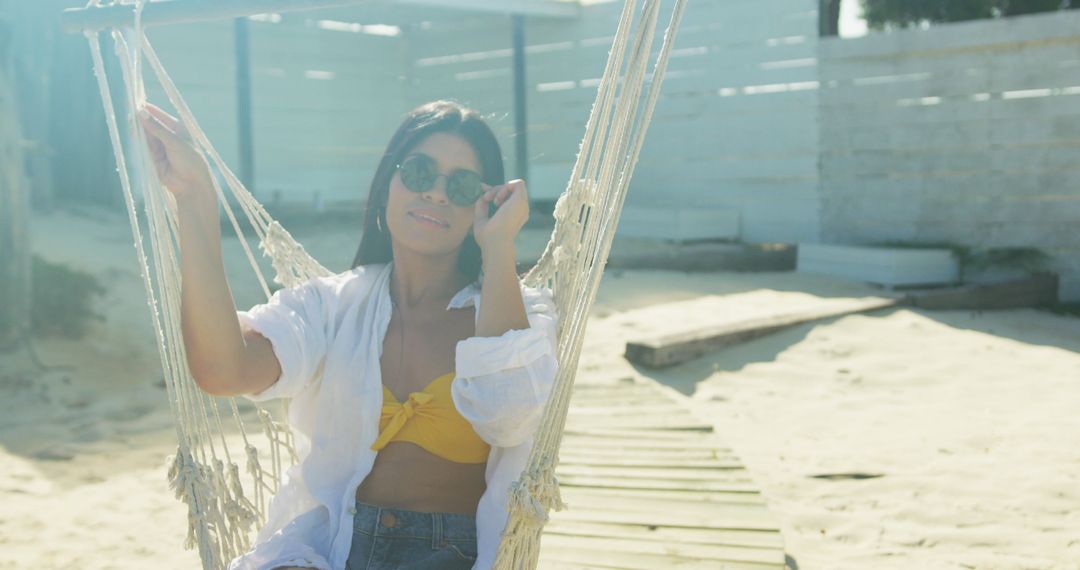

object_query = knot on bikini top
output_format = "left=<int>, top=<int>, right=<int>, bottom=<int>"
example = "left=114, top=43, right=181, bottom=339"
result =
left=370, top=372, right=490, bottom=464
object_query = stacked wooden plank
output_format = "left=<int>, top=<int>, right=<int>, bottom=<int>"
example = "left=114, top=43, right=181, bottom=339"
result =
left=625, top=296, right=899, bottom=369
left=538, top=380, right=786, bottom=569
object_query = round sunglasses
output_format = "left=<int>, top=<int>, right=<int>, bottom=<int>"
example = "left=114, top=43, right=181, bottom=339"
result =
left=395, top=154, right=484, bottom=207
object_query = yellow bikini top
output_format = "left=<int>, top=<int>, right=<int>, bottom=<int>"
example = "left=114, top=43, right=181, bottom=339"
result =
left=371, top=372, right=490, bottom=464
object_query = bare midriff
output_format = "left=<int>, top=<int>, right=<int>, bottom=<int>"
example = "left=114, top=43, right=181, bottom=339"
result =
left=354, top=442, right=487, bottom=515
left=355, top=301, right=486, bottom=516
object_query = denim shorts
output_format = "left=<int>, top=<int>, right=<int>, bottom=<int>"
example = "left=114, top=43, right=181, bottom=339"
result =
left=345, top=500, right=479, bottom=570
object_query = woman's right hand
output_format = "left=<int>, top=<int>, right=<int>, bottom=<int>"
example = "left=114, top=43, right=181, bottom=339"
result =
left=136, top=101, right=214, bottom=199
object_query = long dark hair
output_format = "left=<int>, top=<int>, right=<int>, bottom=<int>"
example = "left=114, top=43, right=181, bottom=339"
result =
left=350, top=100, right=505, bottom=284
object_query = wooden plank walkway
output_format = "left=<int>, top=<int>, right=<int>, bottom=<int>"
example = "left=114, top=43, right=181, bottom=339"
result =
left=537, top=378, right=787, bottom=569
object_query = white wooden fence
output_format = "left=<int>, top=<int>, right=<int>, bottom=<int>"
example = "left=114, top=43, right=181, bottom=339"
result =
left=136, top=2, right=1080, bottom=299
left=140, top=0, right=821, bottom=239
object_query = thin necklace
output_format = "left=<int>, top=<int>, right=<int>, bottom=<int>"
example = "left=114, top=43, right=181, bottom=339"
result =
left=389, top=280, right=404, bottom=388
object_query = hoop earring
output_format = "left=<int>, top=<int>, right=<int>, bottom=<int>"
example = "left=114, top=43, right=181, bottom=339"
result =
left=376, top=208, right=385, bottom=233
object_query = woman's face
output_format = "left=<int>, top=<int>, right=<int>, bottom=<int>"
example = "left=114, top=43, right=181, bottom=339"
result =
left=384, top=131, right=482, bottom=258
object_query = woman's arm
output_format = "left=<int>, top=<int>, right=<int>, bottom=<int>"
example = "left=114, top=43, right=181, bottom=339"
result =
left=177, top=190, right=280, bottom=398
left=452, top=282, right=559, bottom=448
left=453, top=178, right=559, bottom=447
left=475, top=243, right=529, bottom=337
left=472, top=178, right=531, bottom=339
left=138, top=102, right=283, bottom=398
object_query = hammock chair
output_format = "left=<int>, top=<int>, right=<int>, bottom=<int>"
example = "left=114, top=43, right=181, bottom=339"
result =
left=81, top=0, right=687, bottom=567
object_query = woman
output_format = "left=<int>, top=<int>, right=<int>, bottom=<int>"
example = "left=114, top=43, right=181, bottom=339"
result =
left=138, top=99, right=559, bottom=570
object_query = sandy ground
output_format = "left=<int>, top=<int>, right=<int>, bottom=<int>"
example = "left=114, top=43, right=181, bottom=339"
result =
left=2, top=206, right=1079, bottom=569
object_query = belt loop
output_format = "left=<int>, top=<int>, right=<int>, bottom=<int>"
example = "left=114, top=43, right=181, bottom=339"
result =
left=431, top=512, right=442, bottom=549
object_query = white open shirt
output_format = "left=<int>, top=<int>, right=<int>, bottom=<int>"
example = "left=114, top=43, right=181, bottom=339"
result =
left=226, top=261, right=559, bottom=570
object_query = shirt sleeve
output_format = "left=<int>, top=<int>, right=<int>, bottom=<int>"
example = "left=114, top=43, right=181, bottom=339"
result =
left=451, top=284, right=560, bottom=448
left=236, top=276, right=335, bottom=403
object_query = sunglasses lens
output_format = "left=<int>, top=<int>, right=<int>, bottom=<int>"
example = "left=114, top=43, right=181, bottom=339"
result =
left=447, top=170, right=483, bottom=206
left=400, top=155, right=435, bottom=193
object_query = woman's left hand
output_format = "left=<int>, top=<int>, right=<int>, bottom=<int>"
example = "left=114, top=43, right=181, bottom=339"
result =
left=473, top=179, right=529, bottom=255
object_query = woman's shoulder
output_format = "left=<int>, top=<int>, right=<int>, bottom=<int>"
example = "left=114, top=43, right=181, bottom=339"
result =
left=309, top=263, right=386, bottom=288
left=288, top=263, right=387, bottom=306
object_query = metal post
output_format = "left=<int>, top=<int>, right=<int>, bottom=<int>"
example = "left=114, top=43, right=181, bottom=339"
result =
left=819, top=0, right=840, bottom=36
left=511, top=13, right=528, bottom=183
left=234, top=16, right=255, bottom=194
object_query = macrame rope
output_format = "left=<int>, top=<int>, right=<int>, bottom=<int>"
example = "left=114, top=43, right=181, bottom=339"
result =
left=495, top=1, right=687, bottom=566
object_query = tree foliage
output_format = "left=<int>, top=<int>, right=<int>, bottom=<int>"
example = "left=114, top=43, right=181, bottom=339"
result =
left=861, top=0, right=1076, bottom=29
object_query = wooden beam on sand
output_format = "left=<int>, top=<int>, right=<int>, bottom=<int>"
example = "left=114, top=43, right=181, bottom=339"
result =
left=625, top=297, right=900, bottom=369
left=62, top=0, right=579, bottom=34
